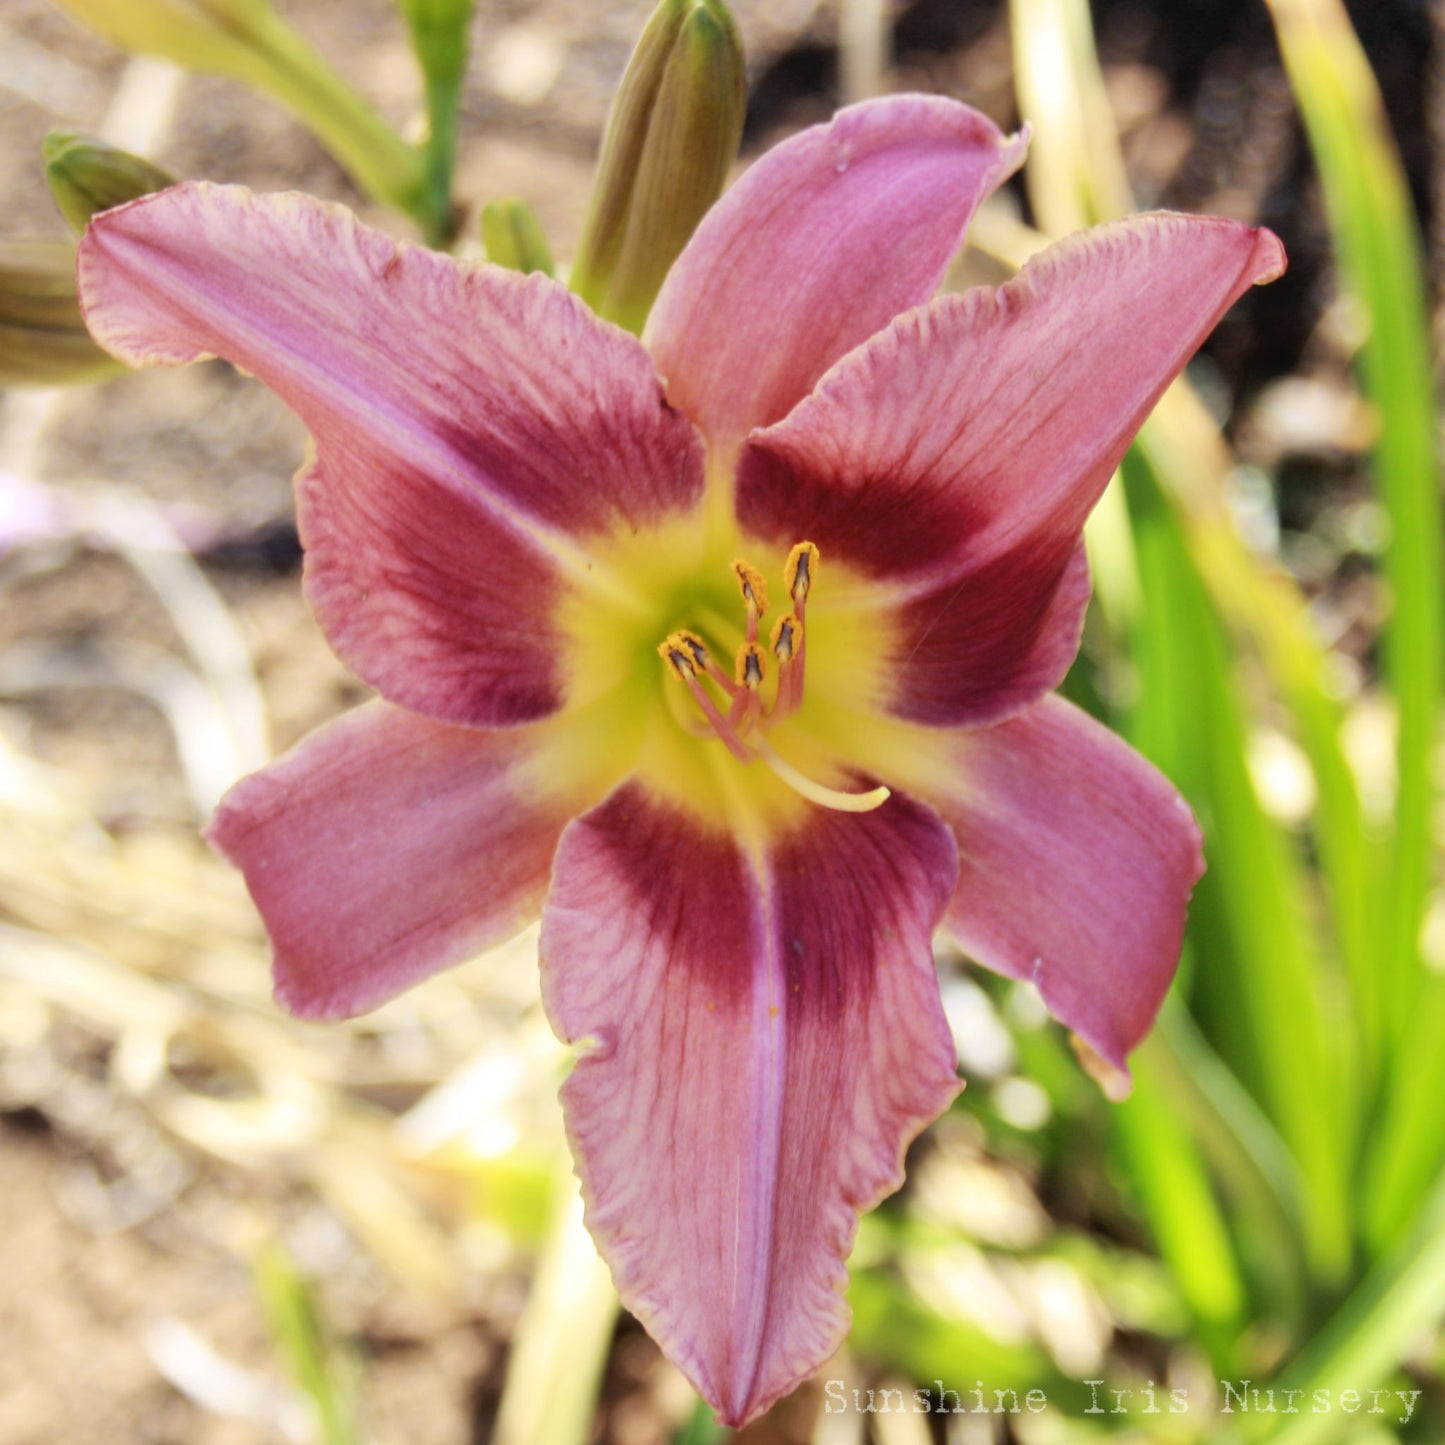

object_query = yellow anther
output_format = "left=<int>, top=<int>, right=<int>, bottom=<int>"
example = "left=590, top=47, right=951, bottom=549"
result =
left=732, top=559, right=769, bottom=616
left=676, top=630, right=710, bottom=669
left=736, top=641, right=766, bottom=690
left=769, top=613, right=800, bottom=661
left=784, top=541, right=819, bottom=604
left=658, top=629, right=707, bottom=680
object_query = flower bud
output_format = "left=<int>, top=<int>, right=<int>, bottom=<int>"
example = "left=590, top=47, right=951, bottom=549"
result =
left=0, top=239, right=122, bottom=386
left=43, top=133, right=175, bottom=234
left=570, top=0, right=745, bottom=334
left=481, top=198, right=555, bottom=277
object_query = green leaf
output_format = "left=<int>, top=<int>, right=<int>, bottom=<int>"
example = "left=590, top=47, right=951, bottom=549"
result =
left=55, top=0, right=440, bottom=240
left=1121, top=447, right=1352, bottom=1289
left=252, top=1240, right=360, bottom=1445
left=1218, top=1172, right=1445, bottom=1445
left=1260, top=0, right=1439, bottom=1138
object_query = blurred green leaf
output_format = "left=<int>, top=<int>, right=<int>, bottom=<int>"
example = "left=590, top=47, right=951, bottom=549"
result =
left=1262, top=0, right=1444, bottom=1250
left=849, top=1266, right=1067, bottom=1396
left=1121, top=446, right=1352, bottom=1291
left=253, top=1240, right=360, bottom=1445
left=1008, top=0, right=1132, bottom=232
left=395, top=0, right=473, bottom=246
left=492, top=1166, right=616, bottom=1445
left=1143, top=1010, right=1308, bottom=1327
left=1220, top=1172, right=1445, bottom=1445
left=54, top=0, right=441, bottom=240
left=1113, top=1051, right=1247, bottom=1349
left=673, top=1397, right=727, bottom=1445
left=481, top=198, right=555, bottom=277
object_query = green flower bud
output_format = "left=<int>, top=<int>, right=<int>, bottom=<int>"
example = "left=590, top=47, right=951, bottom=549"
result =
left=481, top=198, right=555, bottom=277
left=570, top=0, right=745, bottom=334
left=43, top=133, right=175, bottom=234
left=0, top=239, right=122, bottom=386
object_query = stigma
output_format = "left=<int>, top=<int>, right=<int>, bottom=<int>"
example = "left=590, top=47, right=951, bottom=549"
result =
left=656, top=544, right=889, bottom=814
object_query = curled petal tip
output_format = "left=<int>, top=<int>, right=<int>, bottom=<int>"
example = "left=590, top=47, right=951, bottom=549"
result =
left=1071, top=1034, right=1134, bottom=1102
left=925, top=698, right=1202, bottom=1072
left=1249, top=225, right=1288, bottom=285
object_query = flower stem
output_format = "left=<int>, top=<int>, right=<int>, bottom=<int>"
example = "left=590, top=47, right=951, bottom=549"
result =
left=242, top=7, right=445, bottom=242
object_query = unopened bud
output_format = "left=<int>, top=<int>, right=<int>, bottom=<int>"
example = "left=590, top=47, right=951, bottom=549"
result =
left=0, top=239, right=122, bottom=386
left=481, top=198, right=555, bottom=277
left=43, top=133, right=175, bottom=233
left=570, top=0, right=745, bottom=333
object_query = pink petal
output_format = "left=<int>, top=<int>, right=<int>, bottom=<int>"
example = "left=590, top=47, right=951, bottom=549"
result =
left=737, top=213, right=1285, bottom=726
left=79, top=184, right=705, bottom=727
left=539, top=783, right=961, bottom=1426
left=924, top=695, right=1204, bottom=1074
left=207, top=702, right=574, bottom=1019
left=644, top=95, right=1026, bottom=453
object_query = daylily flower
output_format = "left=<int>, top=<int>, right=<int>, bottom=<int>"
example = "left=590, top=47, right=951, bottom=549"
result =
left=77, top=95, right=1282, bottom=1426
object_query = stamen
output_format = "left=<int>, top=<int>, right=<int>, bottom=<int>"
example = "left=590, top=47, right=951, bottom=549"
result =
left=731, top=641, right=765, bottom=734
left=769, top=615, right=797, bottom=662
left=664, top=627, right=740, bottom=697
left=768, top=613, right=801, bottom=720
left=783, top=543, right=817, bottom=700
left=658, top=631, right=751, bottom=758
left=732, top=559, right=769, bottom=643
left=736, top=642, right=765, bottom=690
left=784, top=542, right=818, bottom=606
left=751, top=735, right=890, bottom=813
left=657, top=632, right=701, bottom=681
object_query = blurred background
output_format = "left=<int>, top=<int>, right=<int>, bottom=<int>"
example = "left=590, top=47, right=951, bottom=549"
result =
left=0, top=0, right=1441, bottom=1440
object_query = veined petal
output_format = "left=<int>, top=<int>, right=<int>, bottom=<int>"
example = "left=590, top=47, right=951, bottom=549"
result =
left=644, top=95, right=1026, bottom=453
left=208, top=701, right=581, bottom=1019
left=79, top=184, right=706, bottom=727
left=919, top=695, right=1204, bottom=1075
left=539, top=782, right=960, bottom=1426
left=737, top=213, right=1285, bottom=726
